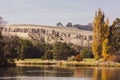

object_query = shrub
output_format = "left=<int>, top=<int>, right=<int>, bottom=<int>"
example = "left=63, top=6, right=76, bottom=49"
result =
left=53, top=42, right=71, bottom=60
left=107, top=54, right=120, bottom=62
left=45, top=50, right=53, bottom=60
left=41, top=56, right=45, bottom=60
left=68, top=56, right=75, bottom=61
left=80, top=48, right=93, bottom=58
left=75, top=55, right=83, bottom=61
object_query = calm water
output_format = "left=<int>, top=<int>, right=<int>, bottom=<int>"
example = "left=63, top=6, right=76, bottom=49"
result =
left=0, top=66, right=120, bottom=80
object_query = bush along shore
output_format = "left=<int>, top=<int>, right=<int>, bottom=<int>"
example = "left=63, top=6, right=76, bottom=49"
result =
left=15, top=59, right=120, bottom=67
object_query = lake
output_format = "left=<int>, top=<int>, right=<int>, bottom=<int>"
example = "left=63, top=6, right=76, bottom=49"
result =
left=0, top=66, right=120, bottom=80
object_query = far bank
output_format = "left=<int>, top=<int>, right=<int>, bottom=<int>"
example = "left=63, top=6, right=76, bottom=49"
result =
left=15, top=58, right=120, bottom=67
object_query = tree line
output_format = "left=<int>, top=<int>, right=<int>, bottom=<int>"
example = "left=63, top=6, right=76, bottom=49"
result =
left=0, top=32, right=92, bottom=67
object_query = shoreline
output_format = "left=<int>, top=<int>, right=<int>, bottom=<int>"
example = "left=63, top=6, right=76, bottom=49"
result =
left=15, top=59, right=120, bottom=67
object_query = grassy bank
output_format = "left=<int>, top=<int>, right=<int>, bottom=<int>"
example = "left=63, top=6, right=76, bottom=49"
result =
left=15, top=58, right=120, bottom=67
left=15, top=59, right=56, bottom=65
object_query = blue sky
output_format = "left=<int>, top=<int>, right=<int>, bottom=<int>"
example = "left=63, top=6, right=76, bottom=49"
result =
left=0, top=0, right=119, bottom=26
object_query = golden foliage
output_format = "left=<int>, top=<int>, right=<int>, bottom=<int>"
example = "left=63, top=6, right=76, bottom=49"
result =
left=92, top=9, right=109, bottom=60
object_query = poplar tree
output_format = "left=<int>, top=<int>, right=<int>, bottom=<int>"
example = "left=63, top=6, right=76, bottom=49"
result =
left=102, top=18, right=110, bottom=60
left=92, top=9, right=109, bottom=60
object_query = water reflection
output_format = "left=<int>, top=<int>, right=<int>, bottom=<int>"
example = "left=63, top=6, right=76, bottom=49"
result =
left=93, top=67, right=120, bottom=80
left=0, top=66, right=120, bottom=80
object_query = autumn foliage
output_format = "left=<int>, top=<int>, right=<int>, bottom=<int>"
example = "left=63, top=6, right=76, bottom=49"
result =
left=92, top=9, right=120, bottom=62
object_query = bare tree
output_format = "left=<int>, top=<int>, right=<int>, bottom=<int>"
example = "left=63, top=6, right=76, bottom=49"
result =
left=0, top=17, right=7, bottom=26
left=0, top=17, right=7, bottom=32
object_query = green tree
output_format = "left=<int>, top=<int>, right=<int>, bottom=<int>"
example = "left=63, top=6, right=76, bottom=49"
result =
left=53, top=42, right=71, bottom=60
left=0, top=17, right=8, bottom=67
left=0, top=32, right=7, bottom=67
left=19, top=39, right=33, bottom=60
left=80, top=47, right=93, bottom=58
left=103, top=18, right=120, bottom=62
left=4, top=36, right=20, bottom=62
left=37, top=43, right=53, bottom=57
left=0, top=35, right=20, bottom=67
left=108, top=18, right=120, bottom=53
left=45, top=50, right=53, bottom=60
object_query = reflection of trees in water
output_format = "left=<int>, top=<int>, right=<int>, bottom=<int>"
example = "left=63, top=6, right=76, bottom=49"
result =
left=15, top=66, right=74, bottom=77
left=93, top=68, right=102, bottom=80
left=41, top=66, right=74, bottom=77
left=93, top=67, right=120, bottom=80
left=1, top=66, right=120, bottom=79
left=0, top=67, right=22, bottom=77
left=74, top=67, right=94, bottom=78
left=0, top=68, right=8, bottom=77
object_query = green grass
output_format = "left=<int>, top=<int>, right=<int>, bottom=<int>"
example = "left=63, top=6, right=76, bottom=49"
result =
left=15, top=58, right=57, bottom=66
left=16, top=58, right=94, bottom=62
left=84, top=58, right=95, bottom=62
left=23, top=59, right=42, bottom=61
left=15, top=58, right=120, bottom=67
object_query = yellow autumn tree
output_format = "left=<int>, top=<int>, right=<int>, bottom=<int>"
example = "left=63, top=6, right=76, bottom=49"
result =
left=92, top=9, right=109, bottom=60
left=102, top=18, right=110, bottom=60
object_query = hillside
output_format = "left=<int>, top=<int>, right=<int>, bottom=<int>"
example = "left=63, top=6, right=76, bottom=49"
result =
left=2, top=24, right=93, bottom=46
